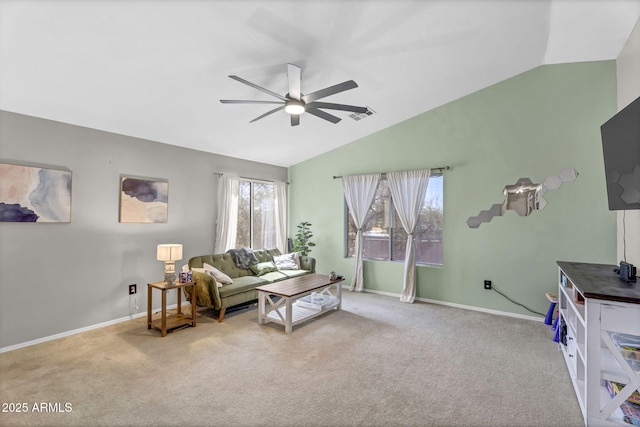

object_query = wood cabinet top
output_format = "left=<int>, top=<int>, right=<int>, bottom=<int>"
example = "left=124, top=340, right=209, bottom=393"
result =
left=148, top=280, right=194, bottom=290
left=557, top=261, right=640, bottom=304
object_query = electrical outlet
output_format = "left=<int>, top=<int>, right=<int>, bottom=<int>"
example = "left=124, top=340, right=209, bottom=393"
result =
left=129, top=284, right=137, bottom=295
left=484, top=280, right=492, bottom=290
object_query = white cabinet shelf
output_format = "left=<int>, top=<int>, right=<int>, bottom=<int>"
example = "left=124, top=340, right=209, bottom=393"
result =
left=557, top=261, right=640, bottom=427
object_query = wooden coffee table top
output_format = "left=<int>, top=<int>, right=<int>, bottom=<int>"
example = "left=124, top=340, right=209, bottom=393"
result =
left=255, top=273, right=343, bottom=297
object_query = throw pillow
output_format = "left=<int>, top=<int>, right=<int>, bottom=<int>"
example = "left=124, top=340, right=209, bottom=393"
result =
left=273, top=252, right=300, bottom=270
left=203, top=263, right=233, bottom=285
left=250, top=261, right=279, bottom=276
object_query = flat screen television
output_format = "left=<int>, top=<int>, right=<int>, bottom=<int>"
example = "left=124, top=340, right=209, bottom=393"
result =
left=600, top=95, right=640, bottom=210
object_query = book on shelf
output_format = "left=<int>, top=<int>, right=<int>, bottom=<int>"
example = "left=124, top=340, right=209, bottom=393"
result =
left=605, top=379, right=640, bottom=426
left=620, top=401, right=640, bottom=427
left=605, top=380, right=640, bottom=406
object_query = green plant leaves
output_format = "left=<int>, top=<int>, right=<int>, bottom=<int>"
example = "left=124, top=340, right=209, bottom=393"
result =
left=292, top=221, right=315, bottom=256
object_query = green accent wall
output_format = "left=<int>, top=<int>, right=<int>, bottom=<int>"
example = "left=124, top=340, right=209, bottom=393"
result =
left=288, top=61, right=617, bottom=317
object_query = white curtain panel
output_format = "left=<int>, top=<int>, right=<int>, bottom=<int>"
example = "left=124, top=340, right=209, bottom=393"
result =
left=343, top=173, right=381, bottom=292
left=387, top=169, right=430, bottom=303
left=214, top=176, right=240, bottom=253
left=274, top=181, right=288, bottom=254
left=260, top=197, right=276, bottom=249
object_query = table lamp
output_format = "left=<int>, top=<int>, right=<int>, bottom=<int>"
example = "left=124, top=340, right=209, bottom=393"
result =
left=157, top=244, right=183, bottom=284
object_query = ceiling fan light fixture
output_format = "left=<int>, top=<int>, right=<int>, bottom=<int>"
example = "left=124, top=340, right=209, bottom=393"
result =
left=222, top=64, right=365, bottom=125
left=285, top=100, right=305, bottom=115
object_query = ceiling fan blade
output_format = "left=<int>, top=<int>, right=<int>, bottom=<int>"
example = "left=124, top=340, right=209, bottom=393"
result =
left=306, top=107, right=341, bottom=124
left=307, top=102, right=368, bottom=113
left=249, top=105, right=285, bottom=123
left=220, top=100, right=284, bottom=105
left=287, top=64, right=302, bottom=100
left=302, top=80, right=358, bottom=103
left=229, top=75, right=287, bottom=101
left=290, top=114, right=300, bottom=126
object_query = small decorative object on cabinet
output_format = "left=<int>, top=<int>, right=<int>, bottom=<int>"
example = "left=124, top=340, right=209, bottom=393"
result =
left=179, top=270, right=192, bottom=283
left=557, top=261, right=640, bottom=426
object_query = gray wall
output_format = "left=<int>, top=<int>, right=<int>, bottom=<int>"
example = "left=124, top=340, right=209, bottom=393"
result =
left=0, top=111, right=287, bottom=349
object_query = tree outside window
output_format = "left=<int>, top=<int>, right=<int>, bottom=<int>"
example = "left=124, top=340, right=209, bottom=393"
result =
left=237, top=180, right=277, bottom=249
left=346, top=175, right=443, bottom=266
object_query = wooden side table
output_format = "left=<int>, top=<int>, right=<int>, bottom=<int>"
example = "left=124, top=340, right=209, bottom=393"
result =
left=147, top=280, right=196, bottom=337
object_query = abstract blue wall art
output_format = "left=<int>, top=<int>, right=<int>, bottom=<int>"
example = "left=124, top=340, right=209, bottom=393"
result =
left=0, top=163, right=72, bottom=223
left=119, top=177, right=168, bottom=223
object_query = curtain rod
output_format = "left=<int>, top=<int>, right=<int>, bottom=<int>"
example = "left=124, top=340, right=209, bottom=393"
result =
left=332, top=165, right=450, bottom=180
left=213, top=172, right=289, bottom=185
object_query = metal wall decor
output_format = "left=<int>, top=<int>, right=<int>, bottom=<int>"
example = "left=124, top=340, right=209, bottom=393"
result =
left=466, top=168, right=578, bottom=229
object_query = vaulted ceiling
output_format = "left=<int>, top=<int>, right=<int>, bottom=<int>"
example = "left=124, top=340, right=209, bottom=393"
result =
left=1, top=1, right=639, bottom=167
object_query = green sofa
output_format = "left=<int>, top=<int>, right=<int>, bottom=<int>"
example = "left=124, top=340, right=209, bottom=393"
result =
left=186, top=248, right=316, bottom=322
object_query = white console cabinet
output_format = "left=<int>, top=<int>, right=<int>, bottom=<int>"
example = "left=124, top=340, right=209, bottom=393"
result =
left=557, top=261, right=640, bottom=426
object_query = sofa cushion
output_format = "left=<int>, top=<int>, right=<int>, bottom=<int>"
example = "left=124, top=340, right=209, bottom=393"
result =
left=250, top=261, right=279, bottom=276
left=273, top=252, right=299, bottom=270
left=254, top=248, right=282, bottom=262
left=218, top=276, right=268, bottom=298
left=189, top=249, right=285, bottom=280
left=190, top=253, right=252, bottom=279
left=278, top=269, right=310, bottom=278
left=259, top=271, right=289, bottom=283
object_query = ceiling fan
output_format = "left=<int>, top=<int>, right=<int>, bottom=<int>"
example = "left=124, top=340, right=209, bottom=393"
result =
left=220, top=63, right=368, bottom=126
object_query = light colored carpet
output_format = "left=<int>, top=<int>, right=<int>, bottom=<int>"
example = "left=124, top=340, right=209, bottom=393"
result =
left=0, top=291, right=583, bottom=427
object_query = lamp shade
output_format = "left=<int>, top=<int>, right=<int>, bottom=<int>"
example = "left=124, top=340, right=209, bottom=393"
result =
left=156, top=244, right=183, bottom=262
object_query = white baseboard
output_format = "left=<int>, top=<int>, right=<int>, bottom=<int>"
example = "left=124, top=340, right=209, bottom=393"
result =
left=362, top=289, right=544, bottom=323
left=0, top=304, right=179, bottom=354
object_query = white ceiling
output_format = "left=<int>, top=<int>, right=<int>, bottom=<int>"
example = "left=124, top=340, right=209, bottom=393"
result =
left=1, top=0, right=639, bottom=167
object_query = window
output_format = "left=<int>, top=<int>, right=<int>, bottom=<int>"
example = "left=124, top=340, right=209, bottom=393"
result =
left=345, top=175, right=443, bottom=265
left=236, top=180, right=277, bottom=249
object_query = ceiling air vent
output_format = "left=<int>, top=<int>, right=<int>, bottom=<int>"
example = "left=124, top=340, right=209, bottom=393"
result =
left=349, top=107, right=375, bottom=121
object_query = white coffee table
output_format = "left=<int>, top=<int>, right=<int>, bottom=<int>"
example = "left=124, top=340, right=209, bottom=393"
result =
left=256, top=273, right=343, bottom=333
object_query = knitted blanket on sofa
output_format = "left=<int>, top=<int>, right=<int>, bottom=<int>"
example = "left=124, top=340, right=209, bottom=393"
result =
left=226, top=248, right=258, bottom=269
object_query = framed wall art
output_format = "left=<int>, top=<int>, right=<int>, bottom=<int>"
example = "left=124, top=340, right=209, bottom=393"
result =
left=0, top=162, right=72, bottom=223
left=119, top=176, right=168, bottom=223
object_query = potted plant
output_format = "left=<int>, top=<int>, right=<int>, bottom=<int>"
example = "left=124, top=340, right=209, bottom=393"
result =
left=292, top=221, right=316, bottom=256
